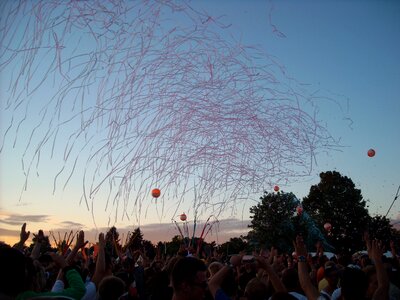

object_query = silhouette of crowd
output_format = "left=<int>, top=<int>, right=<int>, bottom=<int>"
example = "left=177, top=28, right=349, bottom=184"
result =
left=1, top=223, right=399, bottom=300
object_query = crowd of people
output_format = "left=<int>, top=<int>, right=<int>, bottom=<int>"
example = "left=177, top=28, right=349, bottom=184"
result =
left=0, top=223, right=399, bottom=300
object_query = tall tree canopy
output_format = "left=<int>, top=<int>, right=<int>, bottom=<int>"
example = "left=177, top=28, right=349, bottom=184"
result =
left=248, top=191, right=299, bottom=252
left=302, top=171, right=370, bottom=254
left=127, top=227, right=144, bottom=251
left=248, top=190, right=331, bottom=253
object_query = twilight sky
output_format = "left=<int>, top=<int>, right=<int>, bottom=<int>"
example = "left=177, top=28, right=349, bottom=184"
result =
left=1, top=0, right=399, bottom=246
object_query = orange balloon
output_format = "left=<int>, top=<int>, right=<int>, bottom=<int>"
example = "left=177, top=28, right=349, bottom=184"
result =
left=180, top=213, right=187, bottom=221
left=274, top=185, right=279, bottom=192
left=151, top=188, right=161, bottom=198
left=367, top=149, right=375, bottom=157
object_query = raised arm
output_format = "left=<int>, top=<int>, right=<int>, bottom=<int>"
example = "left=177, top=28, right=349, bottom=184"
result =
left=293, top=235, right=319, bottom=300
left=30, top=230, right=46, bottom=260
left=66, top=230, right=87, bottom=265
left=365, top=234, right=389, bottom=300
left=13, top=223, right=30, bottom=251
left=47, top=252, right=86, bottom=300
left=92, top=232, right=106, bottom=288
left=255, top=255, right=287, bottom=293
left=390, top=240, right=399, bottom=264
left=208, top=254, right=241, bottom=298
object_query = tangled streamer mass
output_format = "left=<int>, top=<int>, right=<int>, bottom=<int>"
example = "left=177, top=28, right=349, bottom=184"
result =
left=0, top=1, right=339, bottom=221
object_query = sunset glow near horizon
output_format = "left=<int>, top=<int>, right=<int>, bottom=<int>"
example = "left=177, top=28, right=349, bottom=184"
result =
left=1, top=0, right=399, bottom=246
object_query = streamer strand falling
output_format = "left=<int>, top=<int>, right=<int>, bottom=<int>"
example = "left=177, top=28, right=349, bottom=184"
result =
left=0, top=0, right=341, bottom=222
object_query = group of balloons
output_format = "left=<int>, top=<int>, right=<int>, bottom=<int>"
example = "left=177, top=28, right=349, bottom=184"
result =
left=151, top=188, right=186, bottom=221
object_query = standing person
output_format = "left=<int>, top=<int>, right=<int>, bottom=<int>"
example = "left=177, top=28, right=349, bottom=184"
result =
left=171, top=257, right=208, bottom=300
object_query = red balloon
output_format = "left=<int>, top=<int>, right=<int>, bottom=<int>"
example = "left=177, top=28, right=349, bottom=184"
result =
left=180, top=213, right=187, bottom=221
left=367, top=149, right=375, bottom=157
left=296, top=205, right=303, bottom=215
left=324, top=222, right=332, bottom=231
left=151, top=188, right=161, bottom=198
left=274, top=185, right=279, bottom=192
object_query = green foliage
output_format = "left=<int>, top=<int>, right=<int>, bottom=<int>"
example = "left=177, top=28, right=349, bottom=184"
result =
left=164, top=235, right=183, bottom=256
left=302, top=171, right=370, bottom=254
left=219, top=236, right=249, bottom=256
left=127, top=228, right=144, bottom=250
left=367, top=215, right=394, bottom=249
left=142, top=239, right=156, bottom=259
left=248, top=191, right=298, bottom=252
left=29, top=235, right=53, bottom=254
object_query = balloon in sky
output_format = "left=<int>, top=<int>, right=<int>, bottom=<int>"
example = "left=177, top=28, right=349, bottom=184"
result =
left=324, top=222, right=332, bottom=231
left=180, top=213, right=187, bottom=222
left=274, top=185, right=280, bottom=192
left=0, top=1, right=343, bottom=222
left=367, top=149, right=376, bottom=157
left=151, top=188, right=161, bottom=198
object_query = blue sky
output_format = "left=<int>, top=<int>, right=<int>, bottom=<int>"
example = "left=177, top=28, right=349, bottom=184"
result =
left=1, top=0, right=399, bottom=244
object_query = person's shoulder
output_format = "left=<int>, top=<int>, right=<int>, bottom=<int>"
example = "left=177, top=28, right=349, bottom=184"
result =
left=215, top=288, right=232, bottom=300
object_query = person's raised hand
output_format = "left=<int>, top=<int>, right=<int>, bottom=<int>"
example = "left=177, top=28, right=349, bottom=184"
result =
left=293, top=235, right=308, bottom=257
left=49, top=252, right=68, bottom=269
left=366, top=237, right=384, bottom=262
left=33, top=229, right=45, bottom=243
left=75, top=230, right=87, bottom=249
left=20, top=223, right=30, bottom=244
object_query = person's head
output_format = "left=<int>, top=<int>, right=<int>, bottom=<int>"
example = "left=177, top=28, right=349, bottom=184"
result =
left=0, top=246, right=30, bottom=298
left=151, top=260, right=164, bottom=272
left=341, top=266, right=368, bottom=300
left=324, top=261, right=339, bottom=288
left=244, top=278, right=268, bottom=300
left=171, top=257, right=208, bottom=300
left=360, top=254, right=371, bottom=268
left=208, top=261, right=223, bottom=278
left=98, top=275, right=126, bottom=300
left=281, top=268, right=301, bottom=292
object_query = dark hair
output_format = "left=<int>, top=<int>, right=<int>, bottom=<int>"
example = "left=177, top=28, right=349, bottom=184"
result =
left=281, top=268, right=300, bottom=291
left=171, top=257, right=206, bottom=291
left=341, top=267, right=368, bottom=300
left=245, top=278, right=268, bottom=300
left=0, top=247, right=29, bottom=297
left=98, top=275, right=126, bottom=300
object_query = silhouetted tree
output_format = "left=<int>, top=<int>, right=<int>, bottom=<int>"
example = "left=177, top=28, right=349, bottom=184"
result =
left=367, top=215, right=394, bottom=249
left=142, top=239, right=156, bottom=260
left=248, top=191, right=299, bottom=252
left=127, top=227, right=144, bottom=251
left=219, top=236, right=249, bottom=257
left=302, top=171, right=370, bottom=254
